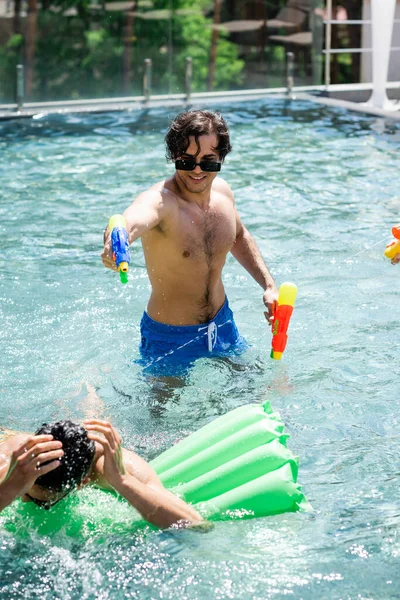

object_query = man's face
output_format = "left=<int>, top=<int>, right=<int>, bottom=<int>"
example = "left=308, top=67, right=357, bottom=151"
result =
left=21, top=484, right=71, bottom=510
left=175, top=134, right=221, bottom=195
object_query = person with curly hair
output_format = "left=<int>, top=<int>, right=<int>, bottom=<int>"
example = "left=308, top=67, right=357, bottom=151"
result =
left=102, top=110, right=278, bottom=372
left=0, top=419, right=202, bottom=528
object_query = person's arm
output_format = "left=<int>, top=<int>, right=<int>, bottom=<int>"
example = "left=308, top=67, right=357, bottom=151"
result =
left=391, top=253, right=400, bottom=265
left=101, top=190, right=170, bottom=271
left=84, top=420, right=203, bottom=529
left=0, top=435, right=64, bottom=512
left=80, top=382, right=106, bottom=421
left=110, top=475, right=203, bottom=529
left=230, top=209, right=278, bottom=324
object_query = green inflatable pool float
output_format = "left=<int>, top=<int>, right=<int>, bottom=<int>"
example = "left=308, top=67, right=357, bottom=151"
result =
left=0, top=401, right=310, bottom=538
left=151, top=400, right=310, bottom=520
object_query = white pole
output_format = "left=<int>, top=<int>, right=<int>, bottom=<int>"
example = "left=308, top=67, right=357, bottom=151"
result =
left=325, top=0, right=332, bottom=88
left=368, top=0, right=397, bottom=110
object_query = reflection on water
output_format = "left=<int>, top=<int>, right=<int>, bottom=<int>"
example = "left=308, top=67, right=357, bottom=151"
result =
left=0, top=99, right=399, bottom=599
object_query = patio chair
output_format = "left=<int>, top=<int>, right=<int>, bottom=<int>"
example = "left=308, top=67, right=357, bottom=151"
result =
left=214, top=0, right=268, bottom=59
left=266, top=0, right=312, bottom=77
left=266, top=0, right=311, bottom=32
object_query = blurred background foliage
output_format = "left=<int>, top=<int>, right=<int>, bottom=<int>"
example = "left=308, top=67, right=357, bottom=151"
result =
left=0, top=0, right=246, bottom=100
left=0, top=0, right=361, bottom=103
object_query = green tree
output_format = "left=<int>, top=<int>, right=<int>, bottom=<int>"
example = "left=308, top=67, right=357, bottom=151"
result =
left=0, top=0, right=245, bottom=102
left=0, top=34, right=24, bottom=103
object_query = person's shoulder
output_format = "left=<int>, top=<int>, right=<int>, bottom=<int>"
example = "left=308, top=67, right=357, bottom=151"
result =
left=137, top=179, right=177, bottom=206
left=0, top=431, right=29, bottom=454
left=135, top=185, right=163, bottom=203
left=213, top=177, right=235, bottom=201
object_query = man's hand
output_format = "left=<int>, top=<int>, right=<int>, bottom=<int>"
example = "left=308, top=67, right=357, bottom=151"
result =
left=101, top=227, right=117, bottom=271
left=1, top=435, right=63, bottom=499
left=84, top=420, right=125, bottom=490
left=263, top=287, right=278, bottom=327
left=391, top=253, right=400, bottom=265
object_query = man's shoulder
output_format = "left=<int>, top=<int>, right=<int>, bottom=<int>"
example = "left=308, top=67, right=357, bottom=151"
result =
left=0, top=429, right=27, bottom=443
left=137, top=179, right=178, bottom=205
left=213, top=176, right=235, bottom=201
left=0, top=431, right=29, bottom=458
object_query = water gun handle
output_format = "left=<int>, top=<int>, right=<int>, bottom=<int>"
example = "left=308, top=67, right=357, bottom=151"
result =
left=108, top=214, right=130, bottom=284
left=384, top=225, right=400, bottom=260
left=270, top=282, right=297, bottom=360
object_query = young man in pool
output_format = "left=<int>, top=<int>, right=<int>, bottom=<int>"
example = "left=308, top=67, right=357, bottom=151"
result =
left=0, top=420, right=203, bottom=528
left=102, top=109, right=278, bottom=369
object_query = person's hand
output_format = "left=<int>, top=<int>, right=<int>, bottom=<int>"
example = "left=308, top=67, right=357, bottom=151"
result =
left=101, top=227, right=117, bottom=271
left=263, top=287, right=279, bottom=327
left=391, top=253, right=400, bottom=265
left=84, top=420, right=125, bottom=490
left=1, top=435, right=64, bottom=498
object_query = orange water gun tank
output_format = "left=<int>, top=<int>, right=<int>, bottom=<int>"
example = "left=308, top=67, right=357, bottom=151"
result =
left=271, top=282, right=297, bottom=360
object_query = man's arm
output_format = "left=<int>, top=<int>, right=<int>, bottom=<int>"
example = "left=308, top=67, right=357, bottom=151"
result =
left=80, top=382, right=106, bottom=421
left=231, top=209, right=278, bottom=324
left=101, top=190, right=170, bottom=271
left=85, top=420, right=203, bottom=529
left=392, top=253, right=400, bottom=265
left=112, top=475, right=204, bottom=529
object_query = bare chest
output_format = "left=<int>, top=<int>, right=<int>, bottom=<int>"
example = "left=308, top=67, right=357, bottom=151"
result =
left=174, top=206, right=236, bottom=262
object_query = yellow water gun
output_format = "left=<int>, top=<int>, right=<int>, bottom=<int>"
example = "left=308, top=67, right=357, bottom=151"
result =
left=384, top=224, right=400, bottom=260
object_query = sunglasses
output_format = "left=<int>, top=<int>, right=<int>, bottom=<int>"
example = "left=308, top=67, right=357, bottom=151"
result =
left=25, top=490, right=70, bottom=510
left=175, top=159, right=222, bottom=172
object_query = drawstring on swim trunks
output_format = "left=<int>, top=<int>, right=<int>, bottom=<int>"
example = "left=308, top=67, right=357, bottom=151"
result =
left=207, top=321, right=217, bottom=352
left=198, top=321, right=218, bottom=352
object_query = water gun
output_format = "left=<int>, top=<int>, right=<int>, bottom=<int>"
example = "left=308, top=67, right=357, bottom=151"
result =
left=384, top=224, right=400, bottom=260
left=108, top=214, right=130, bottom=284
left=270, top=282, right=297, bottom=360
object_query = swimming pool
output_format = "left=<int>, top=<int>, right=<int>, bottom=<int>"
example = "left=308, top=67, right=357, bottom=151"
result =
left=0, top=99, right=399, bottom=599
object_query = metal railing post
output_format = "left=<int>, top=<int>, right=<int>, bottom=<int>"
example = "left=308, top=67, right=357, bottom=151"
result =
left=185, top=57, right=192, bottom=103
left=325, top=0, right=332, bottom=88
left=286, top=52, right=294, bottom=97
left=143, top=58, right=152, bottom=103
left=16, top=64, right=24, bottom=111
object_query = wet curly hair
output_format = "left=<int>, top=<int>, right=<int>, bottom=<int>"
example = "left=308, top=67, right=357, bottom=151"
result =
left=165, top=110, right=232, bottom=162
left=34, top=420, right=95, bottom=493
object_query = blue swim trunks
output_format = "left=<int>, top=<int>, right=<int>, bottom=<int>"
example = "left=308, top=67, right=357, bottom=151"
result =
left=139, top=297, right=247, bottom=374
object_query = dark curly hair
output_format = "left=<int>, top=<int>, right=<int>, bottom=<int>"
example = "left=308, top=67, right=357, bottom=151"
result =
left=34, top=420, right=95, bottom=493
left=165, top=110, right=232, bottom=162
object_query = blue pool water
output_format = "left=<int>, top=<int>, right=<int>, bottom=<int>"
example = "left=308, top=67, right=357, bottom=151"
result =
left=0, top=99, right=399, bottom=599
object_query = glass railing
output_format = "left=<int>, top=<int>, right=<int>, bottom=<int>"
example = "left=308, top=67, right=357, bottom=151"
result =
left=0, top=0, right=372, bottom=106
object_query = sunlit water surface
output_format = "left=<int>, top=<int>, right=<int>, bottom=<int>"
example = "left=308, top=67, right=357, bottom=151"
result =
left=0, top=99, right=399, bottom=599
